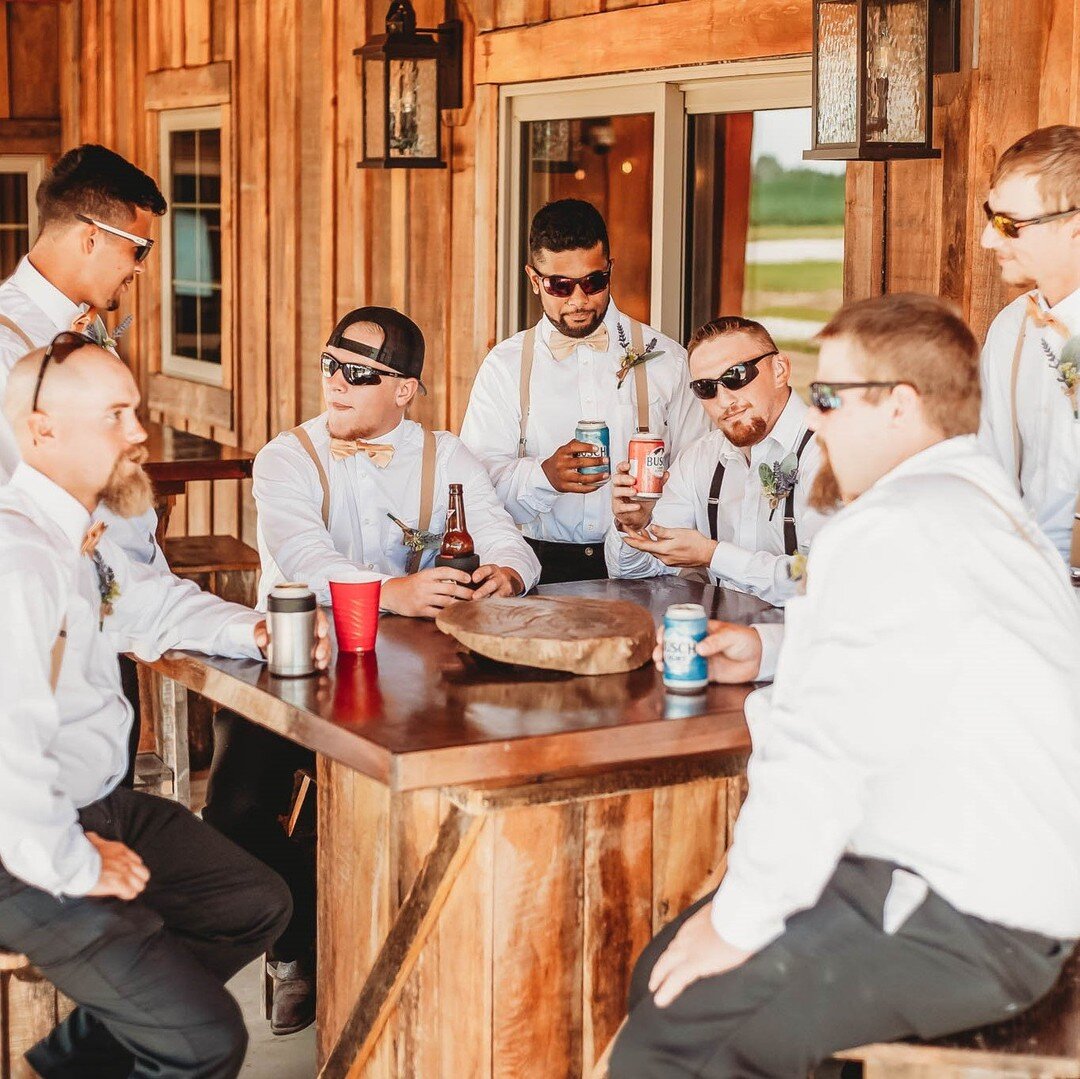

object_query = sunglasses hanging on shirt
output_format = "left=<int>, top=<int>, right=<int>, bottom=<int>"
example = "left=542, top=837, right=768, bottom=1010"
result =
left=689, top=350, right=778, bottom=399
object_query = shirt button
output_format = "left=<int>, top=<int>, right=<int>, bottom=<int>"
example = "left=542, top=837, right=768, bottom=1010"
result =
left=366, top=562, right=374, bottom=570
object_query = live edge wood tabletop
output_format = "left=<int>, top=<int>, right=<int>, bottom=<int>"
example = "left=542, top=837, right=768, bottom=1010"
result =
left=146, top=577, right=782, bottom=1078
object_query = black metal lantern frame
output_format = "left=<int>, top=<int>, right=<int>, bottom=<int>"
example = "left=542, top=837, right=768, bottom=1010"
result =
left=804, top=0, right=960, bottom=162
left=355, top=0, right=463, bottom=170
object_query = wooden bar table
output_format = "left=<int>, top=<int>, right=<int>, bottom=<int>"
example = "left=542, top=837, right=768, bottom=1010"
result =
left=146, top=577, right=782, bottom=1078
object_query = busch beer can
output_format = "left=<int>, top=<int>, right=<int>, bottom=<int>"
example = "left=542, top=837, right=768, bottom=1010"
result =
left=628, top=432, right=665, bottom=500
left=663, top=603, right=708, bottom=693
left=575, top=420, right=610, bottom=476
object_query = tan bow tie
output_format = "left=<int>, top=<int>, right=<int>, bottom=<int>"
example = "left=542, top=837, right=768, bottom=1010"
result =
left=548, top=324, right=610, bottom=361
left=329, top=437, right=395, bottom=468
left=1026, top=294, right=1071, bottom=339
left=70, top=307, right=97, bottom=334
left=81, top=521, right=107, bottom=556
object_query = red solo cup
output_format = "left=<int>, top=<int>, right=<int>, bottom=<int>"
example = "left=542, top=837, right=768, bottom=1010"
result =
left=329, top=576, right=382, bottom=652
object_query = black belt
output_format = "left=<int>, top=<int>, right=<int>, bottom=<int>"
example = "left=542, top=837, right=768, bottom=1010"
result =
left=525, top=537, right=605, bottom=558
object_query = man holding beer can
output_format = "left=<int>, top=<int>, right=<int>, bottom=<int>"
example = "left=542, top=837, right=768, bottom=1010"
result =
left=606, top=316, right=827, bottom=606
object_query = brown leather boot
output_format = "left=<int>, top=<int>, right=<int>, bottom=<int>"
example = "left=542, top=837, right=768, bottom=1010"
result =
left=267, top=958, right=316, bottom=1036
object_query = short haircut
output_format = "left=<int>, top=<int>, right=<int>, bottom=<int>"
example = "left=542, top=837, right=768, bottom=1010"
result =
left=817, top=293, right=980, bottom=438
left=37, top=144, right=167, bottom=229
left=991, top=125, right=1080, bottom=212
left=687, top=315, right=776, bottom=358
left=528, top=199, right=609, bottom=263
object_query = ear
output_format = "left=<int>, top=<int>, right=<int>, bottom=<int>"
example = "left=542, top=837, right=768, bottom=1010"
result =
left=772, top=351, right=791, bottom=385
left=397, top=379, right=419, bottom=410
left=891, top=382, right=921, bottom=425
left=524, top=264, right=540, bottom=296
left=26, top=410, right=55, bottom=446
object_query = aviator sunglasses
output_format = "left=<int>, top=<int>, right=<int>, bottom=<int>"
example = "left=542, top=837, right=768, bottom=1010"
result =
left=982, top=201, right=1080, bottom=240
left=529, top=262, right=612, bottom=299
left=320, top=352, right=412, bottom=388
left=689, top=350, right=778, bottom=399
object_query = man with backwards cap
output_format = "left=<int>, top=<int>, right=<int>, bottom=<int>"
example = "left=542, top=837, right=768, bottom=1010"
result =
left=202, top=306, right=539, bottom=1034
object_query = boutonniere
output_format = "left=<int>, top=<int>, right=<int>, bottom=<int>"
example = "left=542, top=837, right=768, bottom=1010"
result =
left=615, top=324, right=664, bottom=387
left=759, top=452, right=800, bottom=519
left=788, top=551, right=808, bottom=593
left=91, top=550, right=121, bottom=628
left=387, top=512, right=443, bottom=553
left=85, top=314, right=133, bottom=352
left=1041, top=335, right=1080, bottom=419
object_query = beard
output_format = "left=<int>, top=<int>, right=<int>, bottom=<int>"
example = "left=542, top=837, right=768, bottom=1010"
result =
left=719, top=413, right=767, bottom=448
left=807, top=444, right=844, bottom=514
left=551, top=294, right=609, bottom=339
left=100, top=445, right=155, bottom=518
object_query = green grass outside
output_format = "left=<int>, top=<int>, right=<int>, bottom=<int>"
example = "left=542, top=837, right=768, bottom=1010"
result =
left=750, top=304, right=836, bottom=323
left=748, top=224, right=845, bottom=241
left=745, top=260, right=844, bottom=293
left=750, top=169, right=845, bottom=228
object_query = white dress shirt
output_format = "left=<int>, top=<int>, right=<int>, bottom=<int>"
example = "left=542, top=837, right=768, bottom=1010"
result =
left=459, top=301, right=712, bottom=543
left=979, top=286, right=1080, bottom=563
left=0, top=256, right=165, bottom=569
left=709, top=436, right=1080, bottom=952
left=604, top=390, right=826, bottom=606
left=0, top=465, right=264, bottom=897
left=253, top=414, right=541, bottom=607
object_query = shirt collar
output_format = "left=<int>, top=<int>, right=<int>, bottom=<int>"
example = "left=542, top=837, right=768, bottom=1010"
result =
left=1035, top=283, right=1080, bottom=333
left=868, top=434, right=979, bottom=492
left=10, top=463, right=93, bottom=550
left=9, top=256, right=89, bottom=333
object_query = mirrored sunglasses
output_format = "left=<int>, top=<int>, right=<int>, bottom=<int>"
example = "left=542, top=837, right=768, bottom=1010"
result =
left=689, top=350, right=777, bottom=399
left=982, top=201, right=1080, bottom=240
left=320, top=353, right=411, bottom=387
left=809, top=380, right=912, bottom=412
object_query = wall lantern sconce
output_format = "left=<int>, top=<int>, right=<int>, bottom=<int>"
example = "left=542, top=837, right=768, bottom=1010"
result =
left=804, top=0, right=960, bottom=161
left=355, top=0, right=463, bottom=169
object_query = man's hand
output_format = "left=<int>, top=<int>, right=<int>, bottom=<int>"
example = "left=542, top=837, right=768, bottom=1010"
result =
left=541, top=439, right=610, bottom=494
left=472, top=565, right=525, bottom=599
left=85, top=831, right=149, bottom=901
left=653, top=620, right=763, bottom=684
left=649, top=904, right=753, bottom=1008
left=380, top=567, right=474, bottom=618
left=255, top=609, right=333, bottom=669
left=623, top=524, right=716, bottom=568
left=611, top=461, right=667, bottom=533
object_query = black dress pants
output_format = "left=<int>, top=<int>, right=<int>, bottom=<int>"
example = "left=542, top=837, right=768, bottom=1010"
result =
left=118, top=653, right=142, bottom=789
left=202, top=709, right=316, bottom=963
left=525, top=536, right=610, bottom=585
left=611, top=855, right=1071, bottom=1079
left=0, top=786, right=291, bottom=1079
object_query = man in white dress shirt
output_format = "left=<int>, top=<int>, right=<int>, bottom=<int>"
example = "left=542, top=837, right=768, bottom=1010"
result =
left=606, top=316, right=825, bottom=606
left=611, top=294, right=1080, bottom=1078
left=460, top=198, right=710, bottom=584
left=0, top=144, right=170, bottom=786
left=0, top=340, right=330, bottom=1078
left=978, top=125, right=1080, bottom=574
left=204, top=306, right=539, bottom=1033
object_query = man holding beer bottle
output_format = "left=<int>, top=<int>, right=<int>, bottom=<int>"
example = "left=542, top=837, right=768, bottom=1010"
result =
left=460, top=198, right=709, bottom=584
left=203, top=307, right=538, bottom=1035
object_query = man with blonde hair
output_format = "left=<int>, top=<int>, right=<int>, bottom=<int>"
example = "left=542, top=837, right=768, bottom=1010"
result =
left=979, top=124, right=1080, bottom=573
left=611, top=293, right=1080, bottom=1078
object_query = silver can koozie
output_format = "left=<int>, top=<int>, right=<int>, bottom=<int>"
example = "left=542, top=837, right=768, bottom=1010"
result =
left=267, top=582, right=317, bottom=678
left=663, top=603, right=708, bottom=693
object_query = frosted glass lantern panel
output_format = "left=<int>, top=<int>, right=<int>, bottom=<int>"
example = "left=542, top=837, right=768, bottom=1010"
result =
left=364, top=60, right=386, bottom=159
left=865, top=0, right=928, bottom=143
left=816, top=0, right=859, bottom=145
left=388, top=58, right=438, bottom=159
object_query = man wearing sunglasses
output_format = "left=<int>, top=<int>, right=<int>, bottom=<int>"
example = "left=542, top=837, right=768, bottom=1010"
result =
left=205, top=306, right=539, bottom=1033
left=0, top=144, right=169, bottom=789
left=610, top=294, right=1080, bottom=1079
left=461, top=198, right=709, bottom=584
left=978, top=125, right=1080, bottom=575
left=605, top=316, right=826, bottom=605
left=0, top=339, right=332, bottom=1079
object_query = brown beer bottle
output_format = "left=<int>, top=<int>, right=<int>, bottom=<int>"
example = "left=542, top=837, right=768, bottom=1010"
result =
left=439, top=484, right=476, bottom=559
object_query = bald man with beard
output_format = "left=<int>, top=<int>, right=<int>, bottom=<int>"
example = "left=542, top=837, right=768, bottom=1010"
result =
left=0, top=338, right=330, bottom=1079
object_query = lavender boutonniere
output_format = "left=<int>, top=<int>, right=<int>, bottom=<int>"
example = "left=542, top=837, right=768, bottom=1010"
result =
left=1040, top=335, right=1080, bottom=420
left=387, top=513, right=443, bottom=553
left=615, top=324, right=664, bottom=387
left=85, top=314, right=133, bottom=352
left=759, top=452, right=800, bottom=520
left=91, top=550, right=121, bottom=628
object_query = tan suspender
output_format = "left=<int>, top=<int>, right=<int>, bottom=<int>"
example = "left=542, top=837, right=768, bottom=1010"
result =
left=516, top=319, right=651, bottom=459
left=0, top=314, right=35, bottom=350
left=289, top=425, right=436, bottom=575
left=50, top=620, right=67, bottom=692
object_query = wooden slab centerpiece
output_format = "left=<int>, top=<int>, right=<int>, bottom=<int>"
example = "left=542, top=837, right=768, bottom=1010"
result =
left=435, top=594, right=655, bottom=675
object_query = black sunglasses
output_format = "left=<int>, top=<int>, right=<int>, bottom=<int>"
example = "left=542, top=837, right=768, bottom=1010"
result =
left=31, top=331, right=93, bottom=413
left=690, top=350, right=778, bottom=398
left=810, top=380, right=915, bottom=412
left=982, top=201, right=1080, bottom=240
left=320, top=353, right=412, bottom=388
left=529, top=262, right=612, bottom=298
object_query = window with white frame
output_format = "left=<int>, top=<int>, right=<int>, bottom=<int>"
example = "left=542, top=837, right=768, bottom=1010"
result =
left=0, top=155, right=45, bottom=280
left=160, top=107, right=224, bottom=384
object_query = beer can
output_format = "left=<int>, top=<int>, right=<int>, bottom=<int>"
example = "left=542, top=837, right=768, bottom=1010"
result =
left=267, top=582, right=317, bottom=678
left=662, top=603, right=708, bottom=693
left=628, top=432, right=665, bottom=500
left=575, top=420, right=610, bottom=476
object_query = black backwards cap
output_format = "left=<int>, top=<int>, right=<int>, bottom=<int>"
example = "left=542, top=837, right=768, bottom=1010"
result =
left=326, top=306, right=427, bottom=396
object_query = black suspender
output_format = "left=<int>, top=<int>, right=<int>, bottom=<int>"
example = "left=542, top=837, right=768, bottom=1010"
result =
left=707, top=427, right=814, bottom=555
